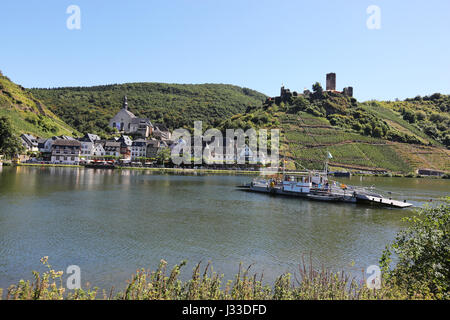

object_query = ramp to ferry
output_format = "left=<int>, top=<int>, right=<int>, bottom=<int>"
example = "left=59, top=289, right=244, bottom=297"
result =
left=357, top=194, right=413, bottom=208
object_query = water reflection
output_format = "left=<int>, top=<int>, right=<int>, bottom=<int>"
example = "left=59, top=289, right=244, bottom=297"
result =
left=0, top=167, right=448, bottom=291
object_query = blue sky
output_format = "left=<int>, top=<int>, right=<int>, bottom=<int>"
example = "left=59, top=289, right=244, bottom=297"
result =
left=0, top=0, right=449, bottom=101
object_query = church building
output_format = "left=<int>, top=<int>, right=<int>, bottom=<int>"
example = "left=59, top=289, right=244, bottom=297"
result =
left=109, top=96, right=153, bottom=138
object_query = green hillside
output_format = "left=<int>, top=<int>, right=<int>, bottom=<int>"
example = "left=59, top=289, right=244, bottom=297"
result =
left=31, top=83, right=267, bottom=136
left=370, top=94, right=450, bottom=147
left=4, top=71, right=449, bottom=173
left=0, top=72, right=77, bottom=138
left=219, top=85, right=450, bottom=173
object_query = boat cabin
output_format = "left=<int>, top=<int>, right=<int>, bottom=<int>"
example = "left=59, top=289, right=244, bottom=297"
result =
left=282, top=172, right=330, bottom=193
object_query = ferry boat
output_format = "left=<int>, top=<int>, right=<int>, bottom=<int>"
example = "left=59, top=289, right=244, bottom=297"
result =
left=238, top=153, right=413, bottom=209
left=238, top=171, right=412, bottom=208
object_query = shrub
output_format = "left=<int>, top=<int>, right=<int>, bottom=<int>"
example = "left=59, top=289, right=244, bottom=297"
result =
left=380, top=200, right=450, bottom=299
left=402, top=110, right=416, bottom=123
left=373, top=127, right=383, bottom=138
left=352, top=122, right=362, bottom=131
left=415, top=111, right=426, bottom=121
left=312, top=82, right=323, bottom=95
left=0, top=116, right=24, bottom=157
left=363, top=124, right=372, bottom=136
left=4, top=256, right=413, bottom=300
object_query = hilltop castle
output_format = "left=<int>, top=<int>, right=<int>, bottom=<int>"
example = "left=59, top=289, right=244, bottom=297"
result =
left=326, top=72, right=353, bottom=97
left=267, top=73, right=353, bottom=104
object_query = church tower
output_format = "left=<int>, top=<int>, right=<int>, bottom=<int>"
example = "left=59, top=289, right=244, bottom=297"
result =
left=123, top=95, right=128, bottom=110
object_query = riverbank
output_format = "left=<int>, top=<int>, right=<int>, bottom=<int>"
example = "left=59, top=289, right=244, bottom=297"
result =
left=11, top=162, right=450, bottom=179
left=13, top=163, right=82, bottom=168
left=14, top=163, right=259, bottom=175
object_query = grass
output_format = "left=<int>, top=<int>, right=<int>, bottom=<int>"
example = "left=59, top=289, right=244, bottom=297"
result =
left=285, top=128, right=382, bottom=145
left=0, top=108, right=75, bottom=138
left=2, top=256, right=422, bottom=300
left=0, top=73, right=78, bottom=138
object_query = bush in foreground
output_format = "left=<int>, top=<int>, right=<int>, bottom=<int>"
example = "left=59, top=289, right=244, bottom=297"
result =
left=3, top=256, right=411, bottom=300
left=380, top=199, right=449, bottom=299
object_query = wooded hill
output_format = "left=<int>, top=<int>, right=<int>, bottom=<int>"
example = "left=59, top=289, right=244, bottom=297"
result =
left=0, top=71, right=77, bottom=138
left=31, top=83, right=267, bottom=136
left=2, top=70, right=449, bottom=173
left=219, top=85, right=450, bottom=173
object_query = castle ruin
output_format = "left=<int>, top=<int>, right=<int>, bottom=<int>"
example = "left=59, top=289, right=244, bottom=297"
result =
left=266, top=73, right=354, bottom=105
left=326, top=73, right=336, bottom=91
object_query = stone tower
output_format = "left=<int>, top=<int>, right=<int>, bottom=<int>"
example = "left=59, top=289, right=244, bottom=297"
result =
left=326, top=73, right=336, bottom=91
left=343, top=87, right=353, bottom=97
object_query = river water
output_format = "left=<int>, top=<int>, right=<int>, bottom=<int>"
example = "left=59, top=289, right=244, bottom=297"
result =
left=0, top=166, right=448, bottom=291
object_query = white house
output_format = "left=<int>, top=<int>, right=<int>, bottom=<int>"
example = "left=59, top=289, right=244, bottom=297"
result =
left=104, top=141, right=121, bottom=158
left=20, top=134, right=39, bottom=152
left=38, top=137, right=55, bottom=153
left=51, top=139, right=81, bottom=165
left=92, top=142, right=105, bottom=157
left=131, top=139, right=148, bottom=160
left=78, top=133, right=101, bottom=159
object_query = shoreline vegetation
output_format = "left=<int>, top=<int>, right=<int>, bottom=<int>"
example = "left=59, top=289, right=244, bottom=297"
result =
left=2, top=162, right=448, bottom=179
left=1, top=201, right=448, bottom=300
left=0, top=257, right=418, bottom=301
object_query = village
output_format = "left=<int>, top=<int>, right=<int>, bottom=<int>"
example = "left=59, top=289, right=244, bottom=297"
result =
left=16, top=96, right=265, bottom=169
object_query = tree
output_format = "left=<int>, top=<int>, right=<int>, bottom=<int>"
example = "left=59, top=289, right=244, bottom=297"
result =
left=402, top=110, right=416, bottom=123
left=380, top=200, right=450, bottom=299
left=362, top=124, right=372, bottom=136
left=372, top=126, right=383, bottom=138
left=290, top=96, right=310, bottom=113
left=443, top=134, right=450, bottom=147
left=415, top=110, right=426, bottom=121
left=312, top=82, right=323, bottom=95
left=0, top=116, right=24, bottom=158
left=156, top=147, right=171, bottom=165
left=423, top=123, right=438, bottom=138
left=352, top=122, right=362, bottom=132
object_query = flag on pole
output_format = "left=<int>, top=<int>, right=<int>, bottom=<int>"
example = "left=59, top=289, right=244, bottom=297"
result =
left=327, top=152, right=333, bottom=159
